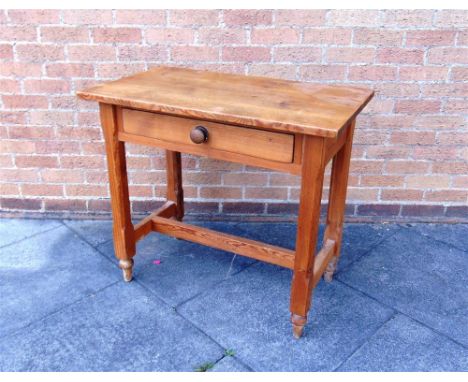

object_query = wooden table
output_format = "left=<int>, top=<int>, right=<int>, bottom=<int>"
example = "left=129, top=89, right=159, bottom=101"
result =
left=77, top=66, right=373, bottom=338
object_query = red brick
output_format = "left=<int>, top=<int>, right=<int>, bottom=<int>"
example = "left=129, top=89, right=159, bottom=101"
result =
left=200, top=186, right=242, bottom=199
left=407, top=175, right=451, bottom=189
left=41, top=27, right=89, bottom=43
left=60, top=156, right=104, bottom=169
left=445, top=206, right=468, bottom=218
left=1, top=198, right=42, bottom=211
left=366, top=146, right=411, bottom=159
left=413, top=146, right=458, bottom=161
left=115, top=10, right=166, bottom=25
left=381, top=189, right=424, bottom=201
left=421, top=83, right=467, bottom=97
left=41, top=169, right=84, bottom=183
left=0, top=26, right=37, bottom=41
left=303, top=28, right=352, bottom=45
left=0, top=111, right=26, bottom=125
left=348, top=65, right=397, bottom=81
left=360, top=175, right=404, bottom=187
left=245, top=187, right=288, bottom=200
left=0, top=183, right=19, bottom=196
left=385, top=161, right=430, bottom=174
left=427, top=48, right=468, bottom=64
left=327, top=48, right=375, bottom=64
left=377, top=83, right=420, bottom=97
left=458, top=30, right=468, bottom=46
left=300, top=65, right=346, bottom=81
left=399, top=66, right=448, bottom=81
left=377, top=48, right=424, bottom=65
left=390, top=131, right=435, bottom=145
left=443, top=99, right=467, bottom=113
left=0, top=168, right=39, bottom=182
left=223, top=47, right=270, bottom=62
left=93, top=28, right=142, bottom=43
left=16, top=155, right=58, bottom=168
left=22, top=184, right=63, bottom=197
left=414, top=115, right=465, bottom=130
left=395, top=100, right=441, bottom=114
left=8, top=126, right=55, bottom=139
left=453, top=176, right=468, bottom=188
left=128, top=185, right=153, bottom=198
left=425, top=190, right=467, bottom=203
left=36, top=141, right=79, bottom=155
left=62, top=10, right=113, bottom=25
left=8, top=9, right=60, bottom=24
left=384, top=10, right=434, bottom=27
left=401, top=205, right=445, bottom=216
left=1, top=140, right=35, bottom=154
left=357, top=204, right=401, bottom=217
left=224, top=10, right=272, bottom=26
left=354, top=29, right=403, bottom=46
left=274, top=47, right=321, bottom=63
left=118, top=46, right=168, bottom=62
left=328, top=10, right=381, bottom=26
left=172, top=46, right=219, bottom=62
left=29, top=111, right=74, bottom=126
left=222, top=202, right=265, bottom=214
left=434, top=10, right=468, bottom=28
left=275, top=10, right=326, bottom=26
left=44, top=199, right=87, bottom=212
left=97, top=63, right=146, bottom=79
left=146, top=28, right=195, bottom=44
left=46, top=63, right=95, bottom=78
left=0, top=44, right=13, bottom=59
left=24, top=79, right=70, bottom=94
left=350, top=160, right=384, bottom=174
left=251, top=28, right=299, bottom=44
left=223, top=172, right=268, bottom=186
left=66, top=185, right=108, bottom=197
left=0, top=62, right=42, bottom=77
left=68, top=45, right=116, bottom=61
left=451, top=67, right=468, bottom=81
left=2, top=95, right=48, bottom=109
left=198, top=28, right=245, bottom=45
left=249, top=64, right=296, bottom=80
left=169, top=10, right=219, bottom=26
left=437, top=133, right=468, bottom=145
left=432, top=162, right=468, bottom=175
left=16, top=44, right=65, bottom=62
left=406, top=30, right=456, bottom=46
left=354, top=129, right=388, bottom=145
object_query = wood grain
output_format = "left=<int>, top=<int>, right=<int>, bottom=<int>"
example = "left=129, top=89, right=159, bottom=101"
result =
left=77, top=66, right=374, bottom=138
left=151, top=216, right=295, bottom=269
left=121, top=108, right=295, bottom=163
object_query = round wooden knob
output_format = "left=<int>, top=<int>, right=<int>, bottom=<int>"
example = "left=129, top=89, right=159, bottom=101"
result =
left=190, top=126, right=209, bottom=144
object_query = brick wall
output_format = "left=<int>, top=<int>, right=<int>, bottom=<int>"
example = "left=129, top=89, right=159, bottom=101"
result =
left=0, top=9, right=467, bottom=220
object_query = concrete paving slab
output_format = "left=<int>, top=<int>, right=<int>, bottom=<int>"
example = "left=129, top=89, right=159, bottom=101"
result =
left=0, top=282, right=223, bottom=371
left=0, top=218, right=61, bottom=248
left=179, top=262, right=394, bottom=371
left=338, top=314, right=468, bottom=371
left=63, top=219, right=113, bottom=247
left=338, top=228, right=468, bottom=347
left=0, top=225, right=118, bottom=337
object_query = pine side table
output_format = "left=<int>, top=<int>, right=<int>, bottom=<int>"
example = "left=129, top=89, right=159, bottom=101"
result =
left=77, top=66, right=373, bottom=338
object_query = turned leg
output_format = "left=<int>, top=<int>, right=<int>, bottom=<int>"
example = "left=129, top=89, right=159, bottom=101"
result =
left=323, top=120, right=356, bottom=282
left=290, top=135, right=327, bottom=338
left=100, top=104, right=136, bottom=282
left=166, top=150, right=184, bottom=221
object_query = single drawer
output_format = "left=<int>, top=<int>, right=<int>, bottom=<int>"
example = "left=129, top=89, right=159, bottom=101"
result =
left=121, top=108, right=294, bottom=163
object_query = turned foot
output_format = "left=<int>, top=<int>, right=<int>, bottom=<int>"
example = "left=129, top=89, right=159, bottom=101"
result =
left=324, top=257, right=338, bottom=283
left=291, top=314, right=307, bottom=339
left=119, top=259, right=134, bottom=282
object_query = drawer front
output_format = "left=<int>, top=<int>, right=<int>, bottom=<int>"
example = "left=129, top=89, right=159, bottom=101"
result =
left=121, top=108, right=294, bottom=163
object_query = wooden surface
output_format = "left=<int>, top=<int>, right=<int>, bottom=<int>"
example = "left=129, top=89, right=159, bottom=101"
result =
left=152, top=216, right=295, bottom=269
left=121, top=108, right=294, bottom=163
left=77, top=66, right=374, bottom=138
left=99, top=103, right=135, bottom=282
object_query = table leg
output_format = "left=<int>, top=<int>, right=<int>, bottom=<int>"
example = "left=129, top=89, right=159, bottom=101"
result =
left=323, top=120, right=356, bottom=282
left=166, top=150, right=184, bottom=221
left=100, top=104, right=136, bottom=282
left=290, top=135, right=327, bottom=338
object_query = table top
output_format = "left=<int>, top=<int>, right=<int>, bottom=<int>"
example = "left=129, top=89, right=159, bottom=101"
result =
left=77, top=66, right=374, bottom=138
